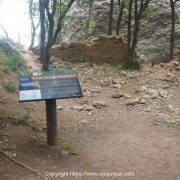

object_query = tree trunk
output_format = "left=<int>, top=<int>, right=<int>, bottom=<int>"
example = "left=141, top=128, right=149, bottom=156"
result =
left=42, top=31, right=54, bottom=71
left=127, top=0, right=133, bottom=58
left=43, top=44, right=51, bottom=71
left=130, top=20, right=140, bottom=59
left=116, top=0, right=126, bottom=36
left=42, top=2, right=55, bottom=71
left=108, top=0, right=114, bottom=35
left=29, top=30, right=35, bottom=50
left=40, top=0, right=75, bottom=70
left=130, top=0, right=139, bottom=59
left=39, top=0, right=46, bottom=65
left=56, top=0, right=62, bottom=43
left=170, top=0, right=175, bottom=60
left=29, top=0, right=35, bottom=50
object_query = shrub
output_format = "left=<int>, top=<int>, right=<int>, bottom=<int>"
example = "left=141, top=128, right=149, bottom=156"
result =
left=4, top=51, right=25, bottom=72
left=122, top=58, right=141, bottom=70
left=19, top=111, right=31, bottom=125
left=0, top=50, right=6, bottom=64
left=0, top=110, right=4, bottom=120
left=4, top=81, right=17, bottom=93
left=0, top=38, right=26, bottom=72
left=0, top=38, right=15, bottom=56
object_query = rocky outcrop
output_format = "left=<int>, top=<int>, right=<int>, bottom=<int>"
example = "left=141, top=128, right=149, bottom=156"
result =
left=51, top=36, right=128, bottom=63
left=60, top=0, right=180, bottom=63
left=137, top=0, right=180, bottom=63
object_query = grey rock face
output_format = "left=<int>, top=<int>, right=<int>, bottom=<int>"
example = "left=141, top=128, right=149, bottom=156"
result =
left=60, top=0, right=180, bottom=63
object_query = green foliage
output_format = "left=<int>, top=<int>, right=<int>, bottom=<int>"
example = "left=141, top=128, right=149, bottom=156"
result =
left=3, top=81, right=17, bottom=93
left=0, top=38, right=15, bottom=56
left=62, top=139, right=78, bottom=155
left=0, top=38, right=26, bottom=72
left=89, top=19, right=96, bottom=33
left=157, top=100, right=173, bottom=114
left=0, top=50, right=26, bottom=73
left=122, top=78, right=132, bottom=86
left=154, top=119, right=180, bottom=131
left=19, top=110, right=32, bottom=125
left=0, top=110, right=4, bottom=120
left=166, top=121, right=180, bottom=131
left=4, top=51, right=25, bottom=71
left=0, top=50, right=6, bottom=63
left=122, top=58, right=141, bottom=70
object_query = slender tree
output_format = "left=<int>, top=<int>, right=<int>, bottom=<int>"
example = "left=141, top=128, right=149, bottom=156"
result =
left=56, top=0, right=62, bottom=42
left=116, top=0, right=127, bottom=36
left=108, top=0, right=114, bottom=35
left=42, top=0, right=75, bottom=71
left=125, top=0, right=151, bottom=69
left=29, top=0, right=39, bottom=50
left=169, top=0, right=180, bottom=60
left=39, top=0, right=75, bottom=71
left=127, top=0, right=133, bottom=57
left=39, top=0, right=46, bottom=63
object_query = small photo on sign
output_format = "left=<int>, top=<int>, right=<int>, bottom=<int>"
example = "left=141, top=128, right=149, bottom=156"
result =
left=20, top=81, right=40, bottom=91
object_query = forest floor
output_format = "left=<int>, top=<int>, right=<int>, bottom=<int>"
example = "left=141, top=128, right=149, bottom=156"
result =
left=0, top=50, right=180, bottom=180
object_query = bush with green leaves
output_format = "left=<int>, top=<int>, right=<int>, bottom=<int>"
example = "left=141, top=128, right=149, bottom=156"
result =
left=122, top=58, right=141, bottom=70
left=0, top=51, right=25, bottom=72
left=0, top=38, right=26, bottom=72
left=0, top=38, right=15, bottom=56
left=3, top=81, right=17, bottom=93
left=19, top=110, right=32, bottom=125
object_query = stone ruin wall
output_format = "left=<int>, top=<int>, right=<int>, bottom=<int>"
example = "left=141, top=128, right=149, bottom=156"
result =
left=50, top=36, right=128, bottom=63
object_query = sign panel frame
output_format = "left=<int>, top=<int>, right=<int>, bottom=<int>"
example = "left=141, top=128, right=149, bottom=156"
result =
left=19, top=68, right=83, bottom=102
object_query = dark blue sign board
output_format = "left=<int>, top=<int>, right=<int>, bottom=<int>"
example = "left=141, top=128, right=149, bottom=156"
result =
left=19, top=68, right=83, bottom=102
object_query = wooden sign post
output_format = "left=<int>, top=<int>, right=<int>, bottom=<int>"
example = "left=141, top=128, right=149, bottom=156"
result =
left=46, top=99, right=57, bottom=146
left=19, top=68, right=83, bottom=146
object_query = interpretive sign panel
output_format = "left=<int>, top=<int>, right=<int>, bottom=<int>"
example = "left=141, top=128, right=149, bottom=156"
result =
left=19, top=68, right=83, bottom=102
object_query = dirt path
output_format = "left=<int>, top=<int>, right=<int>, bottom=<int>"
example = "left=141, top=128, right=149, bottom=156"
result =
left=52, top=57, right=180, bottom=180
left=1, top=50, right=179, bottom=180
left=21, top=50, right=41, bottom=71
left=26, top=51, right=180, bottom=179
left=62, top=91, right=180, bottom=180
